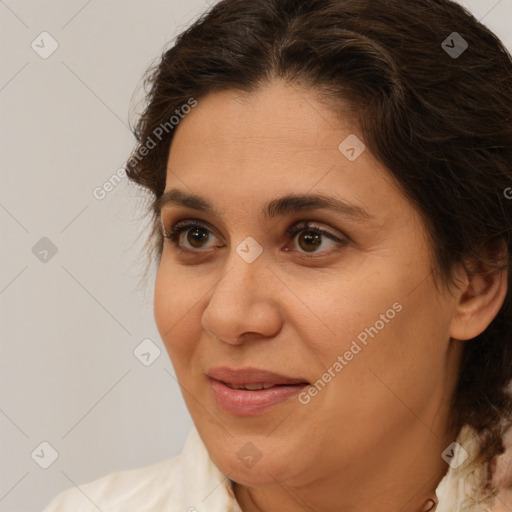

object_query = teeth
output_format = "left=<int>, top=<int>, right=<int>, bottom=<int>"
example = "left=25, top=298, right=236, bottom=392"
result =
left=232, top=383, right=275, bottom=390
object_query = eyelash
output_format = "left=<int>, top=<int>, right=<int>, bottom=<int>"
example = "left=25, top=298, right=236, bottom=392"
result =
left=162, top=219, right=348, bottom=258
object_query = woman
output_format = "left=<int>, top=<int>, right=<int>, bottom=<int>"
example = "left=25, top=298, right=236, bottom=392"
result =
left=43, top=0, right=512, bottom=510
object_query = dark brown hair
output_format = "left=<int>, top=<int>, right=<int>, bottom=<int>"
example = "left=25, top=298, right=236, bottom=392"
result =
left=126, top=0, right=512, bottom=489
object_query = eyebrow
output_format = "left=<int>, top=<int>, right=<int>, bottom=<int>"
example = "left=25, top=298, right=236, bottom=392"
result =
left=155, top=188, right=376, bottom=222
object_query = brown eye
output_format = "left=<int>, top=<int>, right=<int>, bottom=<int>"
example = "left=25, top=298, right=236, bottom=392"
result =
left=163, top=220, right=220, bottom=252
left=297, top=231, right=322, bottom=252
left=285, top=221, right=348, bottom=257
left=186, top=227, right=210, bottom=248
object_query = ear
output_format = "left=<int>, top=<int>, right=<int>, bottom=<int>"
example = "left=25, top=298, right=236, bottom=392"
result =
left=449, top=248, right=508, bottom=341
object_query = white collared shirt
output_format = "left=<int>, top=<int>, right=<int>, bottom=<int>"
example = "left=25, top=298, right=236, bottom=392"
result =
left=42, top=424, right=495, bottom=512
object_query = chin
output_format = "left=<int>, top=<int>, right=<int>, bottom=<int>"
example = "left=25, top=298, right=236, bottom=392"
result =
left=221, top=460, right=292, bottom=488
left=207, top=441, right=301, bottom=487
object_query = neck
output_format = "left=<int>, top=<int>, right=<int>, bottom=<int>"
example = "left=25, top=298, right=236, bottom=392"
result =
left=234, top=489, right=439, bottom=512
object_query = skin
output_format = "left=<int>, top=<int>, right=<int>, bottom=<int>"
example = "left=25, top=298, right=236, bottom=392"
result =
left=153, top=79, right=508, bottom=512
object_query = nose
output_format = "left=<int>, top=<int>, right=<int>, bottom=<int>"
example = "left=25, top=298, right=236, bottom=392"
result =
left=201, top=245, right=283, bottom=345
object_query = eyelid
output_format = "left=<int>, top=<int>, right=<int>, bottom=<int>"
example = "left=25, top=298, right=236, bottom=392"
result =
left=162, top=218, right=222, bottom=250
left=285, top=220, right=345, bottom=241
left=161, top=216, right=345, bottom=239
left=162, top=217, right=348, bottom=257
left=284, top=221, right=348, bottom=258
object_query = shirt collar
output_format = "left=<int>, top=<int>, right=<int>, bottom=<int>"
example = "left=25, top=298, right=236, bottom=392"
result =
left=181, top=426, right=243, bottom=511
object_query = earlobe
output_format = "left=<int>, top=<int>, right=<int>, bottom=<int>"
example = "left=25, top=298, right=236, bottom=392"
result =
left=449, top=262, right=508, bottom=341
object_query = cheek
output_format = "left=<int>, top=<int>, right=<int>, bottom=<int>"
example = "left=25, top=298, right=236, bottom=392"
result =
left=321, top=287, right=453, bottom=425
left=285, top=266, right=405, bottom=356
left=153, top=263, right=202, bottom=359
left=304, top=262, right=451, bottom=393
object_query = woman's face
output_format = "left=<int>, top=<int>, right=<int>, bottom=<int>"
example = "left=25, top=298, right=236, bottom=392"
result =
left=154, top=80, right=464, bottom=491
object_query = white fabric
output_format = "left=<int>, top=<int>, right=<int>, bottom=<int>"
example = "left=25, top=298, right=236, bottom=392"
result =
left=436, top=425, right=496, bottom=512
left=42, top=424, right=496, bottom=511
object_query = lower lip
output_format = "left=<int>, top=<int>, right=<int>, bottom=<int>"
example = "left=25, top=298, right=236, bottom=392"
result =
left=209, top=378, right=308, bottom=416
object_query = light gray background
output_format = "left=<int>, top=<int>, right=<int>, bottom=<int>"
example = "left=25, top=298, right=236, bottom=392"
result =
left=1, top=1, right=511, bottom=511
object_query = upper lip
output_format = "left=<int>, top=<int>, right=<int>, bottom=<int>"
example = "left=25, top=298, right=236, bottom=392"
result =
left=207, top=366, right=309, bottom=386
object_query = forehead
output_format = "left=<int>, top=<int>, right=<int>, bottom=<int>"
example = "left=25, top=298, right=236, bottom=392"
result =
left=168, top=82, right=358, bottom=157
left=163, top=81, right=409, bottom=225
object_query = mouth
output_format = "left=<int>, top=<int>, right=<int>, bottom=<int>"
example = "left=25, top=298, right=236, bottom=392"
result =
left=207, top=366, right=309, bottom=387
left=206, top=366, right=310, bottom=415
left=221, top=382, right=296, bottom=390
